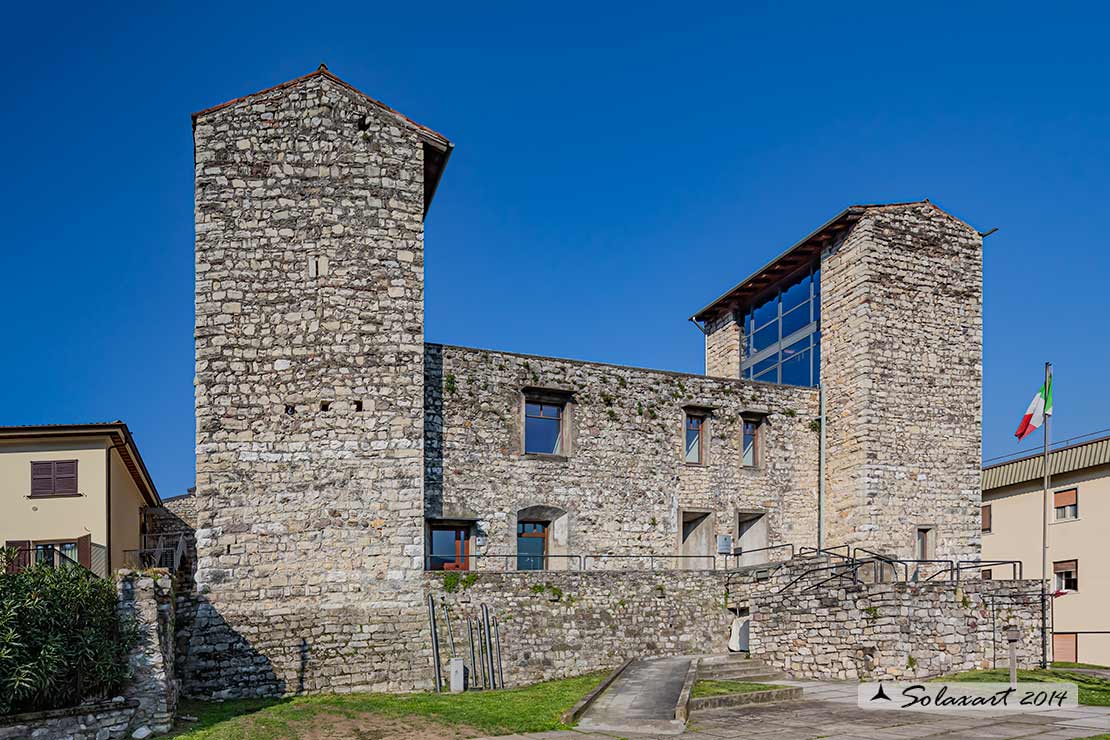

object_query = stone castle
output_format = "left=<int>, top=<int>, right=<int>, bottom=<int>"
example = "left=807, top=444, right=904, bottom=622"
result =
left=177, top=65, right=1023, bottom=699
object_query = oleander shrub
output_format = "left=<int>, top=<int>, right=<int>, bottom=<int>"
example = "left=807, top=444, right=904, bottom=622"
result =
left=0, top=549, right=138, bottom=715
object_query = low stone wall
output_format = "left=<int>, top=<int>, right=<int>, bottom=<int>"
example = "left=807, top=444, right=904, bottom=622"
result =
left=0, top=699, right=140, bottom=740
left=424, top=568, right=783, bottom=686
left=117, top=570, right=178, bottom=733
left=750, top=579, right=1045, bottom=680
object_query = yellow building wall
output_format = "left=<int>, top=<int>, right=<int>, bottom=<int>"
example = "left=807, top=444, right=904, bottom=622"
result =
left=110, top=446, right=146, bottom=569
left=983, top=462, right=1110, bottom=666
left=0, top=439, right=108, bottom=550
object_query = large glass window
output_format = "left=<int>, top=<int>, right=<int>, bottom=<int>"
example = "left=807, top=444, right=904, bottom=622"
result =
left=741, top=267, right=820, bottom=387
left=525, top=402, right=564, bottom=455
left=517, top=521, right=548, bottom=570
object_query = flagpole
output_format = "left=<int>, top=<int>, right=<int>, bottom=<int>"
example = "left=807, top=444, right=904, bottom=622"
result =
left=1040, top=361, right=1052, bottom=668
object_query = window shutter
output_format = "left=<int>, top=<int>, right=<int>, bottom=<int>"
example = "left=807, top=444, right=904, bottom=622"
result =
left=5, top=540, right=30, bottom=572
left=77, top=534, right=92, bottom=569
left=31, top=462, right=55, bottom=495
left=1054, top=560, right=1078, bottom=573
left=981, top=505, right=992, bottom=532
left=1054, top=489, right=1077, bottom=508
left=53, top=461, right=77, bottom=494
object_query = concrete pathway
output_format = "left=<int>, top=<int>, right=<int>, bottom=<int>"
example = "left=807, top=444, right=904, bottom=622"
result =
left=471, top=679, right=1110, bottom=739
left=574, top=656, right=690, bottom=736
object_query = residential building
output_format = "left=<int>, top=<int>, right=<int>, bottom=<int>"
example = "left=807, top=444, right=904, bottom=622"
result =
left=1, top=422, right=161, bottom=576
left=982, top=432, right=1110, bottom=665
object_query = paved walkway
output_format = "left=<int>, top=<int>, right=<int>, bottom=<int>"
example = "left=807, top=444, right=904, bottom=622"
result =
left=575, top=656, right=690, bottom=736
left=472, top=679, right=1110, bottom=739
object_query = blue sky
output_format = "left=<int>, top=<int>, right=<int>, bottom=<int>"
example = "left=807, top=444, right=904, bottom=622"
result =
left=2, top=2, right=1108, bottom=497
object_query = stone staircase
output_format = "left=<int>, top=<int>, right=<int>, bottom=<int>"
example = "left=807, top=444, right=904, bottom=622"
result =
left=697, top=652, right=788, bottom=682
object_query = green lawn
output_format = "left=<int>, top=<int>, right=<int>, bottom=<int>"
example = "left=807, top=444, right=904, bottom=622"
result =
left=1053, top=661, right=1110, bottom=671
left=690, top=680, right=782, bottom=699
left=168, top=671, right=606, bottom=740
left=940, top=668, right=1110, bottom=706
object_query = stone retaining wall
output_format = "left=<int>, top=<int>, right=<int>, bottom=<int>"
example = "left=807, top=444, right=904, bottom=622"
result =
left=750, top=578, right=1045, bottom=680
left=424, top=566, right=789, bottom=686
left=0, top=699, right=140, bottom=740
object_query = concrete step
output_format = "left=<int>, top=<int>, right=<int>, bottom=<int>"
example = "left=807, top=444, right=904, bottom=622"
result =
left=698, top=652, right=759, bottom=666
left=699, top=667, right=789, bottom=681
left=688, top=686, right=803, bottom=714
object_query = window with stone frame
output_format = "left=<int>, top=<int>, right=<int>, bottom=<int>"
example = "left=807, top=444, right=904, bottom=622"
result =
left=1054, top=489, right=1078, bottom=521
left=522, top=388, right=573, bottom=457
left=914, top=526, right=935, bottom=560
left=427, top=524, right=470, bottom=571
left=684, top=413, right=705, bottom=464
left=742, top=416, right=762, bottom=467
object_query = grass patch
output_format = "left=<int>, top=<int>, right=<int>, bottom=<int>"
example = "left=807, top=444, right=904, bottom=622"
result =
left=690, top=680, right=782, bottom=699
left=939, top=668, right=1110, bottom=706
left=168, top=671, right=607, bottom=739
left=1054, top=661, right=1110, bottom=670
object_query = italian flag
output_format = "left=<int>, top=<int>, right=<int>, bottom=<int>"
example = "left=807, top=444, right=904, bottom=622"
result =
left=1015, top=371, right=1053, bottom=441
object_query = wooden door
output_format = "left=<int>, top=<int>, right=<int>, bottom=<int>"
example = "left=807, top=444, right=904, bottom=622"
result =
left=1054, top=633, right=1077, bottom=663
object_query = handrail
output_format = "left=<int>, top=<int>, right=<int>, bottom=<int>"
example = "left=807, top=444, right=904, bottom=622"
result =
left=798, top=544, right=854, bottom=561
left=424, top=552, right=723, bottom=572
left=724, top=543, right=795, bottom=569
left=425, top=553, right=584, bottom=571
left=951, top=560, right=1023, bottom=581
left=581, top=554, right=718, bottom=570
left=777, top=557, right=874, bottom=594
left=4, top=545, right=96, bottom=577
left=851, top=547, right=910, bottom=582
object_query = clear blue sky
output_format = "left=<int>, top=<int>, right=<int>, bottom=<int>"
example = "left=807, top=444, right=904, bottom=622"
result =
left=3, top=2, right=1108, bottom=497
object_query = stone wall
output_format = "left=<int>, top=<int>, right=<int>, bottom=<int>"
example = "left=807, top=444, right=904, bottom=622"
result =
left=0, top=699, right=140, bottom=740
left=117, top=570, right=177, bottom=733
left=426, top=345, right=821, bottom=564
left=822, top=203, right=983, bottom=559
left=424, top=567, right=784, bottom=686
left=750, top=578, right=1044, bottom=680
left=145, top=493, right=199, bottom=679
left=704, top=311, right=741, bottom=378
left=190, top=70, right=433, bottom=696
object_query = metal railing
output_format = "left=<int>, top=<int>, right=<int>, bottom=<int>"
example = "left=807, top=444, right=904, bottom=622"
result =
left=122, top=532, right=189, bottom=573
left=4, top=545, right=97, bottom=577
left=722, top=543, right=795, bottom=569
left=798, top=544, right=853, bottom=561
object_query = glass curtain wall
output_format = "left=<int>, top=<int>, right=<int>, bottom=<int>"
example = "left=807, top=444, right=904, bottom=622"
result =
left=741, top=266, right=820, bottom=387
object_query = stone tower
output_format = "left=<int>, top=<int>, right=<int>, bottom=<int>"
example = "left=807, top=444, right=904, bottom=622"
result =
left=190, top=67, right=450, bottom=695
left=697, top=202, right=983, bottom=562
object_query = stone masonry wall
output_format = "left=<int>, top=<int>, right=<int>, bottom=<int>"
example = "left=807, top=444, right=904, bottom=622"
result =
left=191, top=71, right=431, bottom=697
left=822, top=203, right=983, bottom=559
left=750, top=578, right=1044, bottom=680
left=704, top=311, right=741, bottom=378
left=0, top=700, right=140, bottom=740
left=117, top=570, right=177, bottom=734
left=424, top=567, right=789, bottom=686
left=426, top=345, right=820, bottom=564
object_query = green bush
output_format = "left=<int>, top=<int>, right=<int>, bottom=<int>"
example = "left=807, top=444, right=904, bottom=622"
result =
left=0, top=549, right=138, bottom=715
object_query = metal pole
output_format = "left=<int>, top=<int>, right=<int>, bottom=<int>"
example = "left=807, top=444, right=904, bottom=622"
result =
left=442, top=601, right=456, bottom=657
left=476, top=619, right=488, bottom=689
left=494, top=616, right=505, bottom=689
left=467, top=617, right=478, bottom=689
left=818, top=384, right=826, bottom=551
left=427, top=594, right=442, bottom=692
left=482, top=604, right=497, bottom=689
left=1040, top=361, right=1052, bottom=669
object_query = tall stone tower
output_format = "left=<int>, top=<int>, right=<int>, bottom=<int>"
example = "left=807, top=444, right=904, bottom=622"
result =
left=191, top=67, right=450, bottom=696
left=696, top=202, right=982, bottom=562
left=821, top=203, right=983, bottom=560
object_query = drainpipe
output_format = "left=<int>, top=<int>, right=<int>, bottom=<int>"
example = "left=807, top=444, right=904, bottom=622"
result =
left=818, top=385, right=826, bottom=551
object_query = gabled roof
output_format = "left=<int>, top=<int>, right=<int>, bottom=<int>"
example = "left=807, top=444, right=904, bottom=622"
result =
left=192, top=65, right=454, bottom=213
left=0, top=422, right=161, bottom=506
left=690, top=200, right=972, bottom=324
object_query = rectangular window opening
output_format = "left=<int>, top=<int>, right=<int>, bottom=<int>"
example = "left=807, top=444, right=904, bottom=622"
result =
left=981, top=504, right=992, bottom=533
left=915, top=526, right=934, bottom=560
left=525, top=400, right=565, bottom=456
left=742, top=418, right=761, bottom=467
left=1054, top=489, right=1078, bottom=521
left=427, top=525, right=470, bottom=571
left=685, top=414, right=705, bottom=464
left=1054, top=560, right=1078, bottom=592
left=354, top=400, right=364, bottom=412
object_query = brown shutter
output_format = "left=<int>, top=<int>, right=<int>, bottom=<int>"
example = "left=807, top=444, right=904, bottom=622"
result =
left=77, top=534, right=92, bottom=568
left=31, top=461, right=55, bottom=495
left=1054, top=489, right=1077, bottom=508
left=5, top=540, right=30, bottom=572
left=54, top=461, right=78, bottom=494
left=1054, top=560, right=1078, bottom=573
left=981, top=505, right=992, bottom=532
